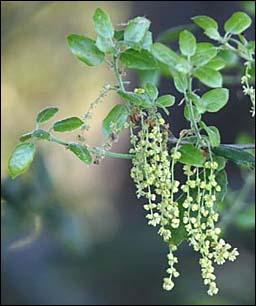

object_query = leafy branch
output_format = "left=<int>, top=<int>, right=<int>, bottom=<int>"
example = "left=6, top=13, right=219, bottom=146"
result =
left=6, top=7, right=255, bottom=297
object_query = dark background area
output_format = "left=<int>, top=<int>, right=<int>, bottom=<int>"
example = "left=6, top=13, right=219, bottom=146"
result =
left=1, top=1, right=255, bottom=305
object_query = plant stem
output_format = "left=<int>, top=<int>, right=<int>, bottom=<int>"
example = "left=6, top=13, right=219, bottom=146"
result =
left=168, top=136, right=255, bottom=150
left=113, top=54, right=125, bottom=91
left=50, top=136, right=69, bottom=146
left=93, top=148, right=133, bottom=159
left=185, top=76, right=202, bottom=143
left=221, top=41, right=253, bottom=61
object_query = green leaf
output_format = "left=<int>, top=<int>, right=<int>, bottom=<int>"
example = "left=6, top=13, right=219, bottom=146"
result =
left=36, top=107, right=59, bottom=124
left=215, top=169, right=228, bottom=203
left=179, top=144, right=206, bottom=167
left=144, top=83, right=158, bottom=101
left=184, top=104, right=201, bottom=123
left=67, top=34, right=104, bottom=66
left=67, top=143, right=92, bottom=164
left=187, top=92, right=206, bottom=114
left=156, top=95, right=175, bottom=108
left=151, top=42, right=180, bottom=68
left=193, top=67, right=222, bottom=88
left=191, top=43, right=217, bottom=67
left=204, top=28, right=221, bottom=40
left=96, top=35, right=114, bottom=53
left=20, top=132, right=33, bottom=142
left=204, top=57, right=226, bottom=71
left=201, top=88, right=229, bottom=112
left=124, top=17, right=151, bottom=43
left=120, top=49, right=158, bottom=70
left=212, top=145, right=255, bottom=169
left=179, top=30, right=196, bottom=56
left=235, top=206, right=255, bottom=230
left=172, top=71, right=188, bottom=93
left=200, top=122, right=221, bottom=147
left=224, top=12, right=252, bottom=34
left=103, top=104, right=128, bottom=137
left=157, top=23, right=196, bottom=44
left=118, top=90, right=153, bottom=108
left=93, top=8, right=114, bottom=38
left=33, top=129, right=51, bottom=141
left=53, top=117, right=84, bottom=132
left=8, top=143, right=36, bottom=179
left=192, top=15, right=218, bottom=31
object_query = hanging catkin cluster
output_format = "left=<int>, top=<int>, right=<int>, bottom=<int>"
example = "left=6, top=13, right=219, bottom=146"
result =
left=130, top=111, right=181, bottom=290
left=181, top=162, right=239, bottom=295
left=129, top=112, right=239, bottom=295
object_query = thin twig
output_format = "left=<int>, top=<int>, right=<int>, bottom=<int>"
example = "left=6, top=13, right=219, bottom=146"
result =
left=168, top=136, right=255, bottom=150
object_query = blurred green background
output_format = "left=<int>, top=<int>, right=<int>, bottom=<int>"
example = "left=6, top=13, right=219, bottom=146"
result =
left=1, top=1, right=255, bottom=305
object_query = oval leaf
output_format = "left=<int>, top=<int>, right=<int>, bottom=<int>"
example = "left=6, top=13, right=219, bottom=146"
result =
left=33, top=129, right=51, bottom=141
left=191, top=42, right=217, bottom=67
left=156, top=95, right=175, bottom=107
left=201, top=88, right=229, bottom=112
left=200, top=122, right=221, bottom=147
left=103, top=104, right=128, bottom=137
left=192, top=15, right=218, bottom=31
left=124, top=17, right=151, bottom=43
left=93, top=8, right=114, bottom=38
left=205, top=57, right=226, bottom=71
left=67, top=34, right=104, bottom=66
left=68, top=143, right=92, bottom=164
left=179, top=30, right=196, bottom=56
left=144, top=83, right=158, bottom=101
left=151, top=42, right=180, bottom=68
left=53, top=117, right=84, bottom=132
left=172, top=71, right=188, bottom=93
left=212, top=145, right=255, bottom=169
left=193, top=67, right=222, bottom=88
left=179, top=144, right=206, bottom=167
left=120, top=49, right=158, bottom=70
left=224, top=12, right=252, bottom=34
left=36, top=107, right=59, bottom=124
left=118, top=90, right=153, bottom=108
left=184, top=104, right=201, bottom=123
left=8, top=143, right=36, bottom=179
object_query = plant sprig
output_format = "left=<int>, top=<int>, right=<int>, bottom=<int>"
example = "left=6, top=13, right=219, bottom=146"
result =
left=7, top=7, right=255, bottom=296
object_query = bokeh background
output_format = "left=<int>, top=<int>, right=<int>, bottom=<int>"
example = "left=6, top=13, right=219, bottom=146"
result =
left=1, top=1, right=255, bottom=305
